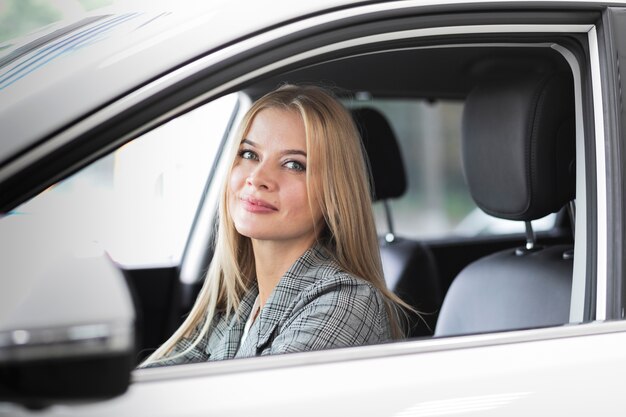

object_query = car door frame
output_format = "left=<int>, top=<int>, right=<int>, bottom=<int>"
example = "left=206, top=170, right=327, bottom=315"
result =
left=597, top=6, right=626, bottom=321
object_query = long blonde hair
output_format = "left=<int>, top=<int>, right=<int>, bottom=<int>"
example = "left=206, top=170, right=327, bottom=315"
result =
left=143, top=84, right=411, bottom=365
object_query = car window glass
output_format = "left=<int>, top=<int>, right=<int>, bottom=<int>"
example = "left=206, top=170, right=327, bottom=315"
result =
left=8, top=93, right=238, bottom=268
left=346, top=98, right=555, bottom=239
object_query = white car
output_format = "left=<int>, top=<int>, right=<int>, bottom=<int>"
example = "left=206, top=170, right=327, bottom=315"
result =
left=1, top=1, right=626, bottom=415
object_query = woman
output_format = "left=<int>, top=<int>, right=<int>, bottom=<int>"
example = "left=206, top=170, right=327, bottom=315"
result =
left=142, top=85, right=410, bottom=366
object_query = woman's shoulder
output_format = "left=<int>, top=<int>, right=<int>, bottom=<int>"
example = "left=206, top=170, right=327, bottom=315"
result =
left=279, top=248, right=392, bottom=346
left=276, top=243, right=389, bottom=335
left=302, top=247, right=385, bottom=307
left=310, top=245, right=376, bottom=282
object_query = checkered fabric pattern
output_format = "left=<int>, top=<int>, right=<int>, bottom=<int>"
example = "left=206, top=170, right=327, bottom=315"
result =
left=152, top=243, right=392, bottom=366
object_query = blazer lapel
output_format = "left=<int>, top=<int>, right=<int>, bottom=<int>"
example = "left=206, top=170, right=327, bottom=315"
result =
left=253, top=244, right=329, bottom=352
left=208, top=284, right=258, bottom=360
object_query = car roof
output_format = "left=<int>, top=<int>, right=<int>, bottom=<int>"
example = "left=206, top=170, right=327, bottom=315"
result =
left=0, top=0, right=620, bottom=167
left=0, top=0, right=361, bottom=166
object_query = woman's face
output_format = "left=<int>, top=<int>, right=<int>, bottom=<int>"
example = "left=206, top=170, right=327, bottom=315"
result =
left=228, top=107, right=323, bottom=248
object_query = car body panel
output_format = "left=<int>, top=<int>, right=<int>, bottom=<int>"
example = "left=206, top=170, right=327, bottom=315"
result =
left=0, top=0, right=617, bottom=166
left=0, top=0, right=360, bottom=164
left=1, top=0, right=626, bottom=415
left=5, top=322, right=626, bottom=416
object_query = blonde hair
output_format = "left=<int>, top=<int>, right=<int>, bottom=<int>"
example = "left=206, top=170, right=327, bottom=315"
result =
left=142, top=84, right=412, bottom=366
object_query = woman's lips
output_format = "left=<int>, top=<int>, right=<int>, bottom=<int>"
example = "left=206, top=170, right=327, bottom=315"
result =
left=240, top=195, right=278, bottom=213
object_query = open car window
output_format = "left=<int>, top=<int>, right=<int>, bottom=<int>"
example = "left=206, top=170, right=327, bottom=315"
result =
left=0, top=5, right=598, bottom=377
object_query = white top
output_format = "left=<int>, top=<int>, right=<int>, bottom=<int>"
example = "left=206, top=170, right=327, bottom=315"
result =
left=240, top=295, right=260, bottom=346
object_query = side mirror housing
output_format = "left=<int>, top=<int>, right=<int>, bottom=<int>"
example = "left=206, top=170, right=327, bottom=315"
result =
left=0, top=247, right=135, bottom=409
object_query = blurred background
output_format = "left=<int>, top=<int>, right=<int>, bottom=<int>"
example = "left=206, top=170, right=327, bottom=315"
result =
left=0, top=0, right=117, bottom=45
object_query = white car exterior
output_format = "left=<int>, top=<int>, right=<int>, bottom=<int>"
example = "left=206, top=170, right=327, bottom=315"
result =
left=1, top=0, right=626, bottom=415
left=28, top=323, right=621, bottom=416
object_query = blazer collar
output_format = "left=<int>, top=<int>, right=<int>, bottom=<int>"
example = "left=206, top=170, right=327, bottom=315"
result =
left=209, top=283, right=259, bottom=360
left=254, top=243, right=332, bottom=349
left=222, top=243, right=334, bottom=359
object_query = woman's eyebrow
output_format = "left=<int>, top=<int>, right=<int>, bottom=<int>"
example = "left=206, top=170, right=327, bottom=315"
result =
left=281, top=149, right=307, bottom=157
left=241, top=139, right=306, bottom=157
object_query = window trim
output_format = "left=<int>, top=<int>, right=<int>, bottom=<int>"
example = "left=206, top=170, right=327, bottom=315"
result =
left=587, top=25, right=608, bottom=321
left=596, top=7, right=626, bottom=321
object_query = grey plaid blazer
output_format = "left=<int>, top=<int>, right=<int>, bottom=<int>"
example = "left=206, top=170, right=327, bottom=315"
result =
left=150, top=244, right=392, bottom=366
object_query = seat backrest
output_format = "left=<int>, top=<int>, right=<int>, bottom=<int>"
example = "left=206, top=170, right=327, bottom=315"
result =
left=435, top=71, right=576, bottom=336
left=352, top=107, right=442, bottom=337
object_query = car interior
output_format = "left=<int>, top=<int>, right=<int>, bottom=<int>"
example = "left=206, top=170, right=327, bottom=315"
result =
left=435, top=70, right=575, bottom=336
left=117, top=40, right=580, bottom=363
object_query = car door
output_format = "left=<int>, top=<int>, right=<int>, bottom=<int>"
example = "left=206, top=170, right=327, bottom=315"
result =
left=2, top=1, right=626, bottom=416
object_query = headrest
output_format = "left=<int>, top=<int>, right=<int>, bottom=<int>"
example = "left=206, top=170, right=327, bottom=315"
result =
left=352, top=107, right=407, bottom=201
left=462, top=72, right=575, bottom=221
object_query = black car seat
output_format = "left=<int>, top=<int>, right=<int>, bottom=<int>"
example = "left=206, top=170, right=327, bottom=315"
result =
left=352, top=107, right=443, bottom=337
left=435, top=71, right=576, bottom=336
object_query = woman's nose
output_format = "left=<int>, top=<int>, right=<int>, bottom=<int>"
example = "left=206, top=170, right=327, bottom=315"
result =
left=246, top=163, right=275, bottom=190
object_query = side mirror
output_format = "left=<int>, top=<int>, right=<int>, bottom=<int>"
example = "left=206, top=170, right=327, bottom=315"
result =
left=0, top=247, right=135, bottom=410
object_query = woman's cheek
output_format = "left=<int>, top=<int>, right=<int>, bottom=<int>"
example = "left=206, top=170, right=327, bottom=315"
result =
left=229, top=165, right=245, bottom=192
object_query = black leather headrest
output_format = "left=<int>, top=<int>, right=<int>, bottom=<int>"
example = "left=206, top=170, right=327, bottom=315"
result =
left=352, top=107, right=407, bottom=201
left=462, top=72, right=575, bottom=221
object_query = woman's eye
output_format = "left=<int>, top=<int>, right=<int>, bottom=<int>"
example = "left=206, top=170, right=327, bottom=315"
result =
left=239, top=150, right=258, bottom=160
left=284, top=160, right=305, bottom=172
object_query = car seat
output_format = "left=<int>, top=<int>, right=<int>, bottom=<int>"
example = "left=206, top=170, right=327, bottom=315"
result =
left=435, top=71, right=576, bottom=336
left=352, top=107, right=443, bottom=337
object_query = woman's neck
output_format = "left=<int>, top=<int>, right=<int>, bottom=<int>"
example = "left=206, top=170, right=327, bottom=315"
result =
left=252, top=238, right=316, bottom=308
